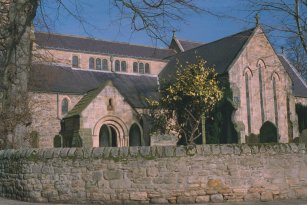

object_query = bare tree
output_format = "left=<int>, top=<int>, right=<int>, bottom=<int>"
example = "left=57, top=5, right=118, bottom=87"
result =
left=246, top=0, right=306, bottom=78
left=0, top=0, right=200, bottom=148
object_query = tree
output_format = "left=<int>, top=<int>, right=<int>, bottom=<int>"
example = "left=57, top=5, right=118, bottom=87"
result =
left=147, top=58, right=223, bottom=145
left=0, top=0, right=200, bottom=148
left=246, top=0, right=306, bottom=78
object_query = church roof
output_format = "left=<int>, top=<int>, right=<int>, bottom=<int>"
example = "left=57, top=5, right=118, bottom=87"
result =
left=29, top=63, right=159, bottom=108
left=177, top=39, right=204, bottom=51
left=278, top=55, right=307, bottom=98
left=64, top=81, right=111, bottom=118
left=160, top=27, right=256, bottom=81
left=35, top=32, right=175, bottom=60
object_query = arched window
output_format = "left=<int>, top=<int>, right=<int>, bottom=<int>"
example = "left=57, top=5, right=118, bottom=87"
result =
left=133, top=62, right=138, bottom=73
left=72, top=55, right=79, bottom=67
left=89, top=57, right=95, bottom=69
left=61, top=98, right=69, bottom=115
left=257, top=60, right=265, bottom=123
left=145, top=63, right=150, bottom=74
left=129, top=123, right=143, bottom=146
left=272, top=76, right=279, bottom=129
left=245, top=73, right=252, bottom=134
left=102, top=59, right=108, bottom=70
left=121, top=61, right=127, bottom=72
left=115, top=60, right=120, bottom=72
left=96, top=58, right=102, bottom=70
left=139, top=63, right=144, bottom=74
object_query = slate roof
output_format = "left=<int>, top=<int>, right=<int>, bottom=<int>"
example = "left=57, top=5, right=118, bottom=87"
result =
left=35, top=32, right=175, bottom=60
left=177, top=39, right=204, bottom=51
left=160, top=27, right=256, bottom=81
left=29, top=63, right=159, bottom=108
left=65, top=82, right=110, bottom=118
left=278, top=55, right=307, bottom=97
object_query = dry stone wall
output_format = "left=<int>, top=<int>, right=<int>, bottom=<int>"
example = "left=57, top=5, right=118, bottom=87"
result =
left=1, top=144, right=307, bottom=204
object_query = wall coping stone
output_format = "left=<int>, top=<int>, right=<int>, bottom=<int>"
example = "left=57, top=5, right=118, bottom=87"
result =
left=0, top=143, right=305, bottom=161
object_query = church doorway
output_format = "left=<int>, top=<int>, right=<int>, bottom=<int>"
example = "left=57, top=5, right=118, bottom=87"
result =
left=99, top=124, right=117, bottom=147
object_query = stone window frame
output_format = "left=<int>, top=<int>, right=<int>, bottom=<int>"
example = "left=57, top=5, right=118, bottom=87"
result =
left=271, top=72, right=281, bottom=130
left=257, top=59, right=267, bottom=124
left=114, top=59, right=127, bottom=73
left=72, top=55, right=80, bottom=68
left=89, top=57, right=95, bottom=69
left=59, top=96, right=71, bottom=118
left=243, top=67, right=253, bottom=135
left=89, top=57, right=109, bottom=71
left=132, top=61, right=151, bottom=74
left=96, top=58, right=102, bottom=70
left=129, top=122, right=144, bottom=146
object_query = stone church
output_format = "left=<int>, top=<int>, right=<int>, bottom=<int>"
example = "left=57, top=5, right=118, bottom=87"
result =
left=28, top=25, right=307, bottom=148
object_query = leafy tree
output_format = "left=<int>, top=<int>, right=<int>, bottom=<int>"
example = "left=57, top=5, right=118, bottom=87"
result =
left=147, top=58, right=223, bottom=145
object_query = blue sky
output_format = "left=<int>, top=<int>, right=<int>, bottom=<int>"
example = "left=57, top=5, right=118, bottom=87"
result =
left=36, top=0, right=284, bottom=50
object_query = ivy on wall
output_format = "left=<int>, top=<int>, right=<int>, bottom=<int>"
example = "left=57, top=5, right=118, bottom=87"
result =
left=206, top=75, right=239, bottom=144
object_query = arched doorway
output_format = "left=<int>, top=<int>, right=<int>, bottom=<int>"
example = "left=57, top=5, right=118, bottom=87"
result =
left=129, top=123, right=143, bottom=146
left=260, top=121, right=278, bottom=143
left=99, top=124, right=117, bottom=147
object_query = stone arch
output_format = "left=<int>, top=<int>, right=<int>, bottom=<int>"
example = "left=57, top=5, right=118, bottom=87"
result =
left=129, top=122, right=144, bottom=146
left=93, top=115, right=128, bottom=147
left=243, top=67, right=253, bottom=77
left=259, top=121, right=278, bottom=143
left=257, top=59, right=266, bottom=69
left=271, top=71, right=280, bottom=81
left=257, top=59, right=266, bottom=124
left=244, top=67, right=253, bottom=134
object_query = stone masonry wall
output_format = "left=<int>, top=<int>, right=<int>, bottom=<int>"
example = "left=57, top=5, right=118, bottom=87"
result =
left=29, top=92, right=82, bottom=148
left=1, top=144, right=307, bottom=204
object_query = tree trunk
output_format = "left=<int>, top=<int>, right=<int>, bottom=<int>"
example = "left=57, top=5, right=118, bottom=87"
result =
left=201, top=114, right=206, bottom=144
left=0, top=0, right=39, bottom=149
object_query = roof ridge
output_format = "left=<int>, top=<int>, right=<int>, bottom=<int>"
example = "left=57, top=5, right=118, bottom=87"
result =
left=35, top=31, right=173, bottom=51
left=177, top=39, right=205, bottom=44
left=278, top=54, right=307, bottom=88
left=191, top=27, right=256, bottom=51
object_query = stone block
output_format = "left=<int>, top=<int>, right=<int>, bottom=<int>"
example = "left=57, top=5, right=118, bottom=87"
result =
left=298, top=143, right=306, bottom=153
left=260, top=192, right=273, bottom=201
left=241, top=144, right=251, bottom=155
left=140, top=146, right=151, bottom=157
left=176, top=196, right=195, bottom=204
left=164, top=146, right=174, bottom=157
left=110, top=147, right=119, bottom=158
left=43, top=148, right=54, bottom=159
left=150, top=197, right=168, bottom=204
left=67, top=148, right=76, bottom=157
left=196, top=145, right=203, bottom=155
left=289, top=143, right=299, bottom=153
left=119, top=147, right=129, bottom=158
left=211, top=145, right=220, bottom=155
left=103, top=170, right=123, bottom=180
left=130, top=192, right=148, bottom=201
left=147, top=168, right=159, bottom=177
left=195, top=195, right=209, bottom=203
left=129, top=147, right=139, bottom=157
left=210, top=194, right=223, bottom=202
left=203, top=145, right=211, bottom=155
left=175, top=146, right=186, bottom=157
left=103, top=147, right=111, bottom=158
left=220, top=145, right=234, bottom=155
left=244, top=192, right=260, bottom=201
left=92, top=147, right=104, bottom=158
left=60, top=148, right=70, bottom=158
